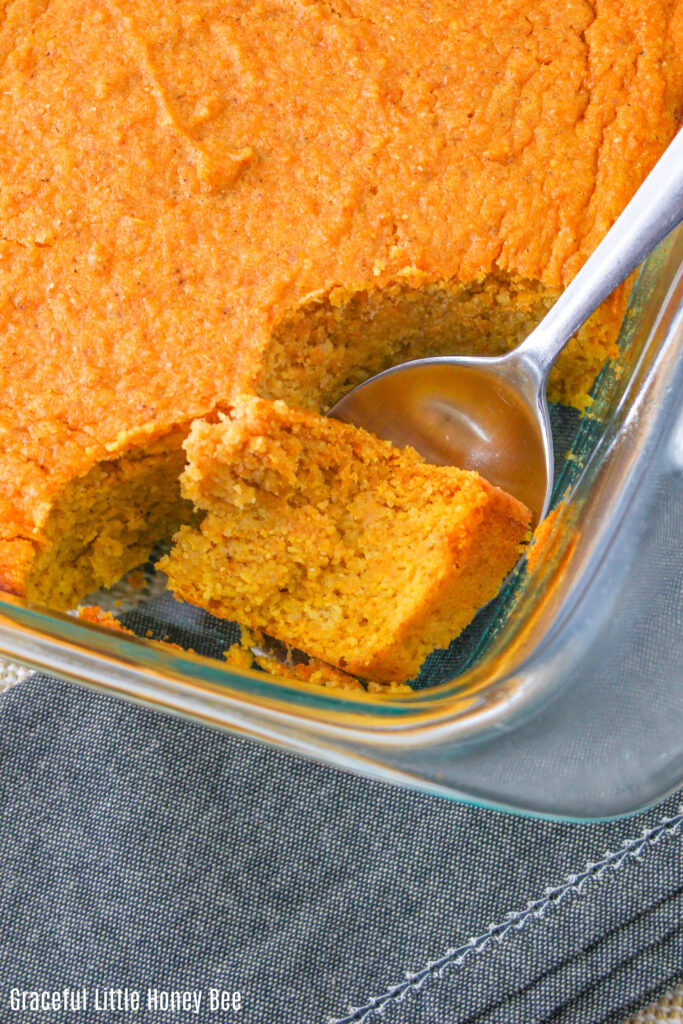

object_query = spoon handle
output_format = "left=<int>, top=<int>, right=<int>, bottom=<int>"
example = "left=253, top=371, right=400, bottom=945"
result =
left=516, top=128, right=683, bottom=379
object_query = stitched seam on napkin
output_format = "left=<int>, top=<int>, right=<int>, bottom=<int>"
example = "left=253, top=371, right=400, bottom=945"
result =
left=456, top=884, right=683, bottom=1024
left=329, top=810, right=683, bottom=1024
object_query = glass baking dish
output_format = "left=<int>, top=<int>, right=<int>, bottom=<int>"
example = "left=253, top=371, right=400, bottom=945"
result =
left=1, top=227, right=681, bottom=822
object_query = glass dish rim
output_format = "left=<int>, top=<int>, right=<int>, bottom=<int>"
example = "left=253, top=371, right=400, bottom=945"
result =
left=0, top=230, right=679, bottom=753
left=0, top=232, right=679, bottom=724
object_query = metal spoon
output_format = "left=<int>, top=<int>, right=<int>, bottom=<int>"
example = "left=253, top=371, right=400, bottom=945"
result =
left=330, top=130, right=683, bottom=526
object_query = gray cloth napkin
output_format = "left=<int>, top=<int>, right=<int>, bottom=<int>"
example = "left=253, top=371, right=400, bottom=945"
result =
left=0, top=673, right=681, bottom=1024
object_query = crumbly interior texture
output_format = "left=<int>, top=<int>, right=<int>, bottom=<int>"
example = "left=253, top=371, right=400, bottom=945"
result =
left=258, top=273, right=625, bottom=413
left=225, top=628, right=380, bottom=692
left=24, top=431, right=194, bottom=609
left=161, top=397, right=530, bottom=683
left=1, top=0, right=681, bottom=608
left=77, top=605, right=131, bottom=632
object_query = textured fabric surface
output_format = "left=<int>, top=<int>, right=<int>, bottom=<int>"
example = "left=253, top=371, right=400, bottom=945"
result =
left=0, top=670, right=681, bottom=1024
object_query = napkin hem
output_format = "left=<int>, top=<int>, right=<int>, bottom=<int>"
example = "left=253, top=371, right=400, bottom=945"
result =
left=330, top=809, right=683, bottom=1024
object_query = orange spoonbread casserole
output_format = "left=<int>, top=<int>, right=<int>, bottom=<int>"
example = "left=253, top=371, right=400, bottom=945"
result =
left=0, top=0, right=681, bottom=675
left=160, top=398, right=531, bottom=684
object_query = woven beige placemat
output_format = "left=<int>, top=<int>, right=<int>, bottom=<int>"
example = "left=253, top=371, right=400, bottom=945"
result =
left=0, top=657, right=30, bottom=693
left=624, top=987, right=683, bottom=1023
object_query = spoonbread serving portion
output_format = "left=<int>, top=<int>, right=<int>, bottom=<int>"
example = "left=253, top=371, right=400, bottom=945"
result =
left=161, top=398, right=531, bottom=683
left=0, top=1, right=681, bottom=642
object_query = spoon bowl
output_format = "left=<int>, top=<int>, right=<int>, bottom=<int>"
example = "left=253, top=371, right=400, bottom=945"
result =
left=331, top=352, right=552, bottom=526
left=329, top=129, right=683, bottom=521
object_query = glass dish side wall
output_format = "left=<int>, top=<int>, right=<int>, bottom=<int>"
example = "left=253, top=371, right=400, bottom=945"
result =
left=0, top=227, right=680, bottom=819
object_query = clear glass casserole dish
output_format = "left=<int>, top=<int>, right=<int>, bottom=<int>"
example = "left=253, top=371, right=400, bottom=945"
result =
left=0, top=227, right=681, bottom=823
